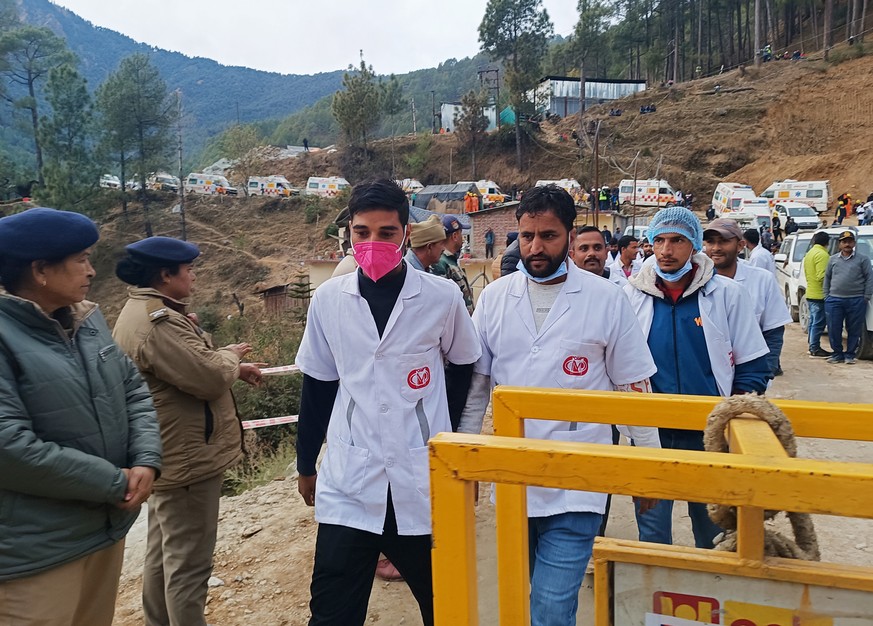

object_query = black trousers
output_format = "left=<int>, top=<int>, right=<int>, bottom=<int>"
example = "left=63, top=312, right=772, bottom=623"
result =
left=308, top=493, right=434, bottom=626
left=485, top=243, right=494, bottom=258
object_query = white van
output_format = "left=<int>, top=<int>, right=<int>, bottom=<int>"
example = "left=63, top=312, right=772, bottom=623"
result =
left=618, top=179, right=677, bottom=208
left=395, top=178, right=424, bottom=194
left=711, top=182, right=757, bottom=215
left=186, top=173, right=238, bottom=196
left=305, top=176, right=350, bottom=198
left=772, top=202, right=822, bottom=230
left=458, top=180, right=509, bottom=205
left=99, top=174, right=120, bottom=189
left=761, top=180, right=831, bottom=214
left=248, top=175, right=298, bottom=197
left=147, top=172, right=180, bottom=193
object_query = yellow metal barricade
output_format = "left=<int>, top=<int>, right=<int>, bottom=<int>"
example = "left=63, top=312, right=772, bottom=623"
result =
left=430, top=388, right=873, bottom=626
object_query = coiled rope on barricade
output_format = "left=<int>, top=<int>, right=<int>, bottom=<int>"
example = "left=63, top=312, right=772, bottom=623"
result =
left=702, top=394, right=821, bottom=561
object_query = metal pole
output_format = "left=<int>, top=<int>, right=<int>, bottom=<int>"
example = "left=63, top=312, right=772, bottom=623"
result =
left=754, top=0, right=762, bottom=67
left=411, top=96, right=417, bottom=134
left=177, top=89, right=187, bottom=241
left=632, top=158, right=639, bottom=231
left=432, top=90, right=437, bottom=134
left=593, top=120, right=602, bottom=228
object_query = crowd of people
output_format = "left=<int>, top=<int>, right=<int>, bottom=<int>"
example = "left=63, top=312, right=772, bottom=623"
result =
left=295, top=181, right=791, bottom=626
left=1, top=180, right=869, bottom=626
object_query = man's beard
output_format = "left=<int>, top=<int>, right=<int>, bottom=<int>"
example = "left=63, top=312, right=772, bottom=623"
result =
left=522, top=240, right=569, bottom=278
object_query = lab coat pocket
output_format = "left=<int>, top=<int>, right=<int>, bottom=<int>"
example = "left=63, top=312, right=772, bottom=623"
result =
left=553, top=340, right=603, bottom=388
left=410, top=445, right=431, bottom=497
left=326, top=438, right=370, bottom=497
left=398, top=348, right=439, bottom=404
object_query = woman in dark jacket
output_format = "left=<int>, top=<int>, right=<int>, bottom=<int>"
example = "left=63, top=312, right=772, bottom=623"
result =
left=0, top=208, right=162, bottom=625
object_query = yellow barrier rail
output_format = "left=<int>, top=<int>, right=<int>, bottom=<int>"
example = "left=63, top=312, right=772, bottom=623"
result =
left=430, top=388, right=873, bottom=626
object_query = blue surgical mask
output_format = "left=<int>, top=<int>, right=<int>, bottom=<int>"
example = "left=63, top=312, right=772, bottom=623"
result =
left=517, top=258, right=568, bottom=283
left=654, top=256, right=693, bottom=282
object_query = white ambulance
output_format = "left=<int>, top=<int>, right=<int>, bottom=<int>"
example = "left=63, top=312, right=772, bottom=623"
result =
left=711, top=182, right=758, bottom=215
left=247, top=175, right=298, bottom=197
left=395, top=178, right=424, bottom=194
left=760, top=180, right=831, bottom=214
left=618, top=179, right=677, bottom=208
left=186, top=173, right=238, bottom=196
left=305, top=176, right=351, bottom=197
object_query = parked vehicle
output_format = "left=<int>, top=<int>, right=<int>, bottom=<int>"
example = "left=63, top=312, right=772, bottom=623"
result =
left=761, top=180, right=831, bottom=214
left=774, top=231, right=814, bottom=323
left=618, top=179, right=677, bottom=208
left=773, top=202, right=822, bottom=230
left=457, top=180, right=509, bottom=205
left=536, top=179, right=586, bottom=202
left=305, top=176, right=350, bottom=197
left=775, top=226, right=873, bottom=358
left=99, top=174, right=120, bottom=189
left=147, top=172, right=180, bottom=193
left=719, top=212, right=760, bottom=231
left=711, top=182, right=757, bottom=214
left=623, top=224, right=649, bottom=240
left=186, top=173, right=238, bottom=196
left=395, top=178, right=424, bottom=195
left=247, top=175, right=298, bottom=197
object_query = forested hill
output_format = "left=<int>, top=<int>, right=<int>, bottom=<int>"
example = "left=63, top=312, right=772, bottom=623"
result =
left=16, top=0, right=344, bottom=150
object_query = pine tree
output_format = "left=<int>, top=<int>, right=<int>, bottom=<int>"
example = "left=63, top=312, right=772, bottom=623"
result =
left=454, top=90, right=490, bottom=179
left=38, top=64, right=97, bottom=211
left=0, top=26, right=75, bottom=185
left=331, top=54, right=383, bottom=148
left=479, top=0, right=553, bottom=171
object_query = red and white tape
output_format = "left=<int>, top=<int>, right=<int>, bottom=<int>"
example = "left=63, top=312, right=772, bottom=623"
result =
left=259, top=365, right=300, bottom=376
left=242, top=415, right=299, bottom=430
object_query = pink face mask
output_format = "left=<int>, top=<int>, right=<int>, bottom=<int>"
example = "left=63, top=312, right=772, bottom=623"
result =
left=351, top=229, right=405, bottom=281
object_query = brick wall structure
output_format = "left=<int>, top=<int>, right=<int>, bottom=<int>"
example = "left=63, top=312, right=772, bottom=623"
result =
left=467, top=205, right=519, bottom=259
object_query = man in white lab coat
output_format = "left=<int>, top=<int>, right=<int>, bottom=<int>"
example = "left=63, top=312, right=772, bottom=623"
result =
left=624, top=207, right=771, bottom=549
left=703, top=218, right=793, bottom=379
left=608, top=234, right=643, bottom=279
left=743, top=228, right=777, bottom=274
left=295, top=179, right=481, bottom=626
left=459, top=185, right=661, bottom=626
left=571, top=225, right=627, bottom=287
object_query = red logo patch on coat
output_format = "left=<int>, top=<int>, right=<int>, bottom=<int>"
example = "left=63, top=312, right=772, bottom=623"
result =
left=407, top=367, right=431, bottom=389
left=562, top=356, right=589, bottom=376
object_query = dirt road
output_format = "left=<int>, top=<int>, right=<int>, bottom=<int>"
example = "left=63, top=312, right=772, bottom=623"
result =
left=113, top=323, right=873, bottom=625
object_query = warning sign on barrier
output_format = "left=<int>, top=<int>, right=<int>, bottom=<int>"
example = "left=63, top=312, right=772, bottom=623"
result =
left=241, top=415, right=298, bottom=430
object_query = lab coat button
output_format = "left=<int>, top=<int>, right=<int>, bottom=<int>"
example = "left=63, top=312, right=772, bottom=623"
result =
left=380, top=405, right=389, bottom=413
left=386, top=458, right=395, bottom=467
left=531, top=346, right=540, bottom=353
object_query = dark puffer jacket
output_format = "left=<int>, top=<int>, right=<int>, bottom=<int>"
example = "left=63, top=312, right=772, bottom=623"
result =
left=0, top=293, right=162, bottom=581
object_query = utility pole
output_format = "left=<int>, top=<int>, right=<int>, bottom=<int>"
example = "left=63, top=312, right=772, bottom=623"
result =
left=431, top=90, right=437, bottom=134
left=593, top=120, right=602, bottom=228
left=631, top=156, right=639, bottom=232
left=478, top=66, right=500, bottom=128
left=411, top=96, right=417, bottom=134
left=579, top=62, right=585, bottom=188
left=754, top=0, right=762, bottom=67
left=177, top=89, right=187, bottom=241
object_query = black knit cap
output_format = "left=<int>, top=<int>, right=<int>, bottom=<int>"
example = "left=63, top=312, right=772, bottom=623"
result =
left=0, top=208, right=99, bottom=260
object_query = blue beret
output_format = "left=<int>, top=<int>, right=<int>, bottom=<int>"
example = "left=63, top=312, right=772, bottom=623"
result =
left=0, top=208, right=99, bottom=261
left=125, top=236, right=200, bottom=264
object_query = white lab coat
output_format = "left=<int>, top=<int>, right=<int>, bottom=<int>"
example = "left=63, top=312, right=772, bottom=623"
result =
left=603, top=266, right=628, bottom=288
left=747, top=245, right=776, bottom=275
left=472, top=265, right=658, bottom=518
left=733, top=261, right=793, bottom=331
left=296, top=268, right=481, bottom=535
left=608, top=255, right=643, bottom=279
left=624, top=257, right=769, bottom=397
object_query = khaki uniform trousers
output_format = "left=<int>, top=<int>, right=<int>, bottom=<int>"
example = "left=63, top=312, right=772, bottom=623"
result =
left=0, top=540, right=125, bottom=626
left=142, top=473, right=223, bottom=626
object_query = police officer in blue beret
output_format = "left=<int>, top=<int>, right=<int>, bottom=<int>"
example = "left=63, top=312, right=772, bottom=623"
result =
left=113, top=236, right=261, bottom=626
left=0, top=208, right=162, bottom=624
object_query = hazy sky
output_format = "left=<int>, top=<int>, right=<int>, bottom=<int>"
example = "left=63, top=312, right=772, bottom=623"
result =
left=50, top=0, right=578, bottom=75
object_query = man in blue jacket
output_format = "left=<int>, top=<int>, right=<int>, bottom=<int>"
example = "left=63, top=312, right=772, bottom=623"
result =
left=623, top=207, right=771, bottom=549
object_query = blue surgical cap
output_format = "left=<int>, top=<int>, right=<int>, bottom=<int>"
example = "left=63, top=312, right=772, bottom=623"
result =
left=646, top=207, right=703, bottom=251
